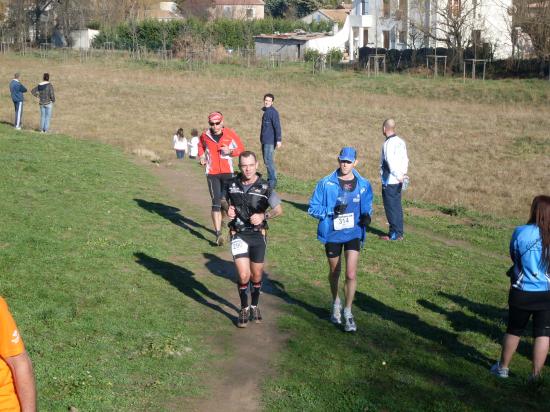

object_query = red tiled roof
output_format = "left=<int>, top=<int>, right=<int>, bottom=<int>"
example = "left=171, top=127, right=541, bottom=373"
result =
left=318, top=8, right=350, bottom=24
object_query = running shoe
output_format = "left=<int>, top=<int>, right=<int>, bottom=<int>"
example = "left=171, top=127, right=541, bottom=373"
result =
left=216, top=230, right=225, bottom=246
left=250, top=306, right=263, bottom=323
left=344, top=315, right=357, bottom=332
left=490, top=362, right=509, bottom=378
left=237, top=307, right=249, bottom=328
left=331, top=303, right=342, bottom=325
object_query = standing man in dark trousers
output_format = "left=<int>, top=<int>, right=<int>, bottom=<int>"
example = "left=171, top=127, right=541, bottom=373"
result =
left=224, top=151, right=283, bottom=328
left=260, top=93, right=282, bottom=189
left=9, top=73, right=27, bottom=130
left=379, top=118, right=409, bottom=241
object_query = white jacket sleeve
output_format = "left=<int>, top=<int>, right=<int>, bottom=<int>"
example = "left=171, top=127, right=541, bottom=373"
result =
left=387, top=139, right=408, bottom=181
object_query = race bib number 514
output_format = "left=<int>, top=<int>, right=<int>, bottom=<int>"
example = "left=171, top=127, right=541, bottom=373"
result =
left=334, top=213, right=354, bottom=230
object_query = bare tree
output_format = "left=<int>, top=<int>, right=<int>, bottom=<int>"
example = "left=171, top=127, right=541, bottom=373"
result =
left=512, top=0, right=550, bottom=77
left=176, top=0, right=215, bottom=19
left=409, top=0, right=479, bottom=68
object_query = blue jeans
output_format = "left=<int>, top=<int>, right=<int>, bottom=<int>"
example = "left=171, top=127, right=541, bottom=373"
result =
left=382, top=184, right=404, bottom=238
left=176, top=150, right=185, bottom=159
left=262, top=144, right=277, bottom=189
left=40, top=103, right=53, bottom=132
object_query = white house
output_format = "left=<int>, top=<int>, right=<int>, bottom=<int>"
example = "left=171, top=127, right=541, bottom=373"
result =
left=289, top=0, right=515, bottom=60
left=301, top=5, right=352, bottom=26
left=69, top=29, right=100, bottom=50
left=143, top=1, right=184, bottom=21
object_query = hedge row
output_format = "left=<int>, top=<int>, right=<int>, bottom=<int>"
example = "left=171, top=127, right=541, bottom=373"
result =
left=358, top=47, right=549, bottom=78
left=92, top=17, right=333, bottom=50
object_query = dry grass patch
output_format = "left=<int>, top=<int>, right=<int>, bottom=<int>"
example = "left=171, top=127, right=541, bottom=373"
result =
left=1, top=55, right=548, bottom=216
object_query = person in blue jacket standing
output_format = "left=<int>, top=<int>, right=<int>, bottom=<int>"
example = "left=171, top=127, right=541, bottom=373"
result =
left=259, top=93, right=282, bottom=189
left=9, top=73, right=27, bottom=130
left=308, top=147, right=373, bottom=332
left=491, top=195, right=550, bottom=380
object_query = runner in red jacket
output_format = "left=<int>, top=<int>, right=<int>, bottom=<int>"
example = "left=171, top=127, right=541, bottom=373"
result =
left=199, top=111, right=245, bottom=245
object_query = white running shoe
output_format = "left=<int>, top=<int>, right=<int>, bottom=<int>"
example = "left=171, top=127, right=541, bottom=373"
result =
left=490, top=362, right=509, bottom=378
left=344, top=315, right=357, bottom=332
left=331, top=303, right=342, bottom=325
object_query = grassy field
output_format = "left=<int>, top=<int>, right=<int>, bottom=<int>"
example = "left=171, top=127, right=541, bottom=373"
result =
left=0, top=125, right=237, bottom=410
left=263, top=189, right=550, bottom=411
left=0, top=53, right=548, bottom=217
left=1, top=53, right=549, bottom=411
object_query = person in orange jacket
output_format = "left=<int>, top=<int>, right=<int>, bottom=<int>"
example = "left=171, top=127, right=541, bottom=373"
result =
left=0, top=297, right=36, bottom=412
left=198, top=111, right=245, bottom=245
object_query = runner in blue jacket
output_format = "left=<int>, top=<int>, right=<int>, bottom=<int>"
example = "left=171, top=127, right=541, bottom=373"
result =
left=491, top=195, right=550, bottom=380
left=308, top=147, right=373, bottom=332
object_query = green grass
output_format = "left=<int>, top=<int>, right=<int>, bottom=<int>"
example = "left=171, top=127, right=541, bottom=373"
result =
left=260, top=175, right=549, bottom=411
left=0, top=126, right=235, bottom=410
left=2, top=125, right=549, bottom=411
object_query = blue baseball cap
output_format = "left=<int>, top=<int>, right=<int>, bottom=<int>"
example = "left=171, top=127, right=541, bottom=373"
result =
left=338, top=147, right=357, bottom=162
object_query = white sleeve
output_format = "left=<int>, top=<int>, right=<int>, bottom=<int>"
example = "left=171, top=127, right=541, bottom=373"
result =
left=387, top=140, right=408, bottom=180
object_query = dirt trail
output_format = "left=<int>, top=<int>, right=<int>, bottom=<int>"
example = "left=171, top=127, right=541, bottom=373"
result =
left=139, top=159, right=287, bottom=412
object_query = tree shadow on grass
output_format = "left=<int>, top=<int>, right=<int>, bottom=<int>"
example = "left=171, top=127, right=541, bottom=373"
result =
left=134, top=199, right=216, bottom=246
left=202, top=252, right=327, bottom=321
left=355, top=291, right=492, bottom=367
left=134, top=252, right=238, bottom=321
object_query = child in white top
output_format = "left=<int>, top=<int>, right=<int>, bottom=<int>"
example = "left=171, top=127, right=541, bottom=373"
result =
left=188, top=128, right=200, bottom=159
left=173, top=128, right=188, bottom=159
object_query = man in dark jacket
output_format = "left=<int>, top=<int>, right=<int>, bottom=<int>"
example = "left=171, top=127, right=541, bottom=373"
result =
left=259, top=93, right=282, bottom=189
left=31, top=73, right=55, bottom=133
left=9, top=73, right=27, bottom=130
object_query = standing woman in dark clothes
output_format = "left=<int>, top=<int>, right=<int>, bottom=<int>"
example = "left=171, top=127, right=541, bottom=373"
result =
left=491, top=195, right=550, bottom=380
left=31, top=73, right=55, bottom=133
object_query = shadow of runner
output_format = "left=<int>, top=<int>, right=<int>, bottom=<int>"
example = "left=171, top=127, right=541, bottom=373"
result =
left=134, top=199, right=216, bottom=246
left=202, top=253, right=327, bottom=321
left=203, top=252, right=236, bottom=282
left=282, top=199, right=309, bottom=213
left=419, top=298, right=533, bottom=361
left=439, top=292, right=507, bottom=323
left=426, top=294, right=533, bottom=360
left=355, top=291, right=492, bottom=367
left=134, top=252, right=238, bottom=321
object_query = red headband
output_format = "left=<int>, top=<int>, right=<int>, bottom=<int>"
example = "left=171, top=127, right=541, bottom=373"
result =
left=208, top=112, right=223, bottom=123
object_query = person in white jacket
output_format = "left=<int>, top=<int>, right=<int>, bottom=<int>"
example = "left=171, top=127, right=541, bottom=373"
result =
left=188, top=128, right=200, bottom=159
left=173, top=128, right=188, bottom=159
left=379, top=118, right=409, bottom=241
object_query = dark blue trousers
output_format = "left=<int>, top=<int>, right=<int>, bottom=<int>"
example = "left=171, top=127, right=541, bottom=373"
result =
left=262, top=144, right=277, bottom=189
left=382, top=183, right=404, bottom=238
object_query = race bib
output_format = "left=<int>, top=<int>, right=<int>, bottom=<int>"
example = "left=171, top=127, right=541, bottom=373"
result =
left=231, top=237, right=249, bottom=255
left=334, top=213, right=354, bottom=230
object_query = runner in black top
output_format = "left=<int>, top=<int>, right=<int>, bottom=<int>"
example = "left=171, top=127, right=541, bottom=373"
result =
left=224, top=151, right=283, bottom=328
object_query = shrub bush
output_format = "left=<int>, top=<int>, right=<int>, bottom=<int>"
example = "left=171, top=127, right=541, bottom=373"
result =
left=92, top=18, right=332, bottom=51
left=326, top=48, right=343, bottom=63
left=304, top=48, right=321, bottom=62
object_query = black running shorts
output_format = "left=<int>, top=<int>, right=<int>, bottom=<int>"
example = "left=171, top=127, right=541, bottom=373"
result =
left=325, top=238, right=361, bottom=258
left=206, top=173, right=233, bottom=211
left=231, top=231, right=267, bottom=263
left=507, top=289, right=550, bottom=337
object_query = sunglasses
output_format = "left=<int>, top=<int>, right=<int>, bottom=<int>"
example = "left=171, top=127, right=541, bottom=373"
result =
left=209, top=121, right=221, bottom=126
